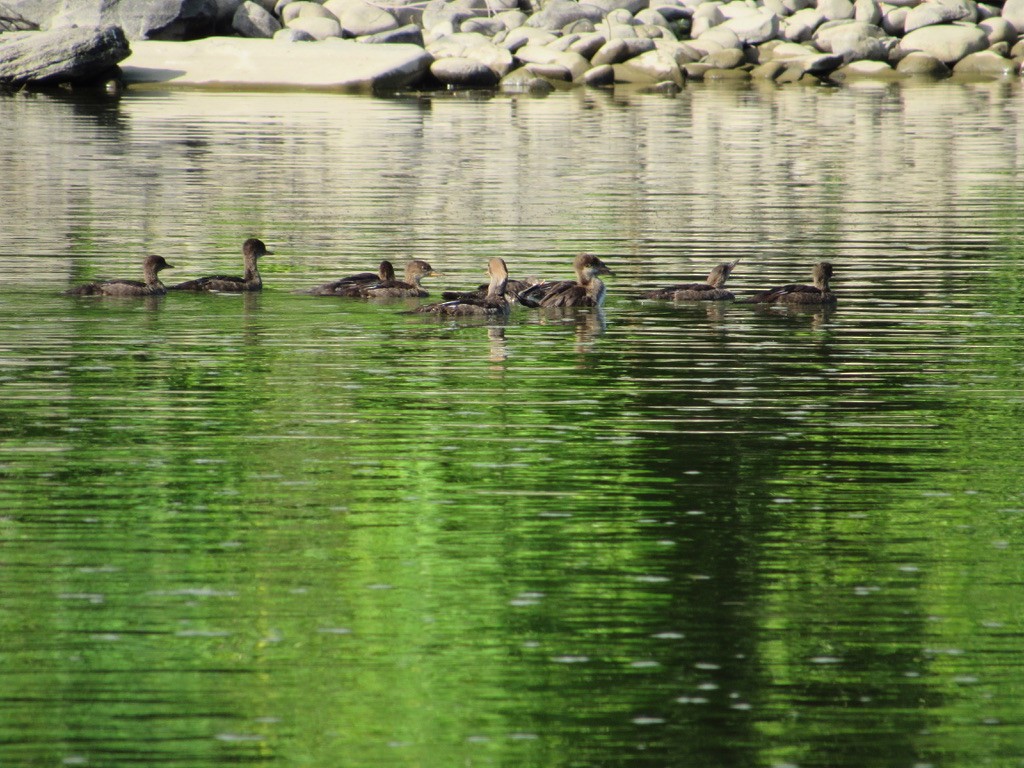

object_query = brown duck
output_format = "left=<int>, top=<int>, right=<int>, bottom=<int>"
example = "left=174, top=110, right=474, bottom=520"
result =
left=639, top=260, right=738, bottom=301
left=169, top=238, right=271, bottom=292
left=66, top=254, right=173, bottom=296
left=416, top=257, right=511, bottom=317
left=518, top=253, right=613, bottom=308
left=362, top=259, right=438, bottom=298
left=741, top=261, right=836, bottom=305
left=303, top=260, right=396, bottom=296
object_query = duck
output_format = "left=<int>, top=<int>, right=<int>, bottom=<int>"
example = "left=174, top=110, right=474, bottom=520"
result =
left=302, top=260, right=395, bottom=297
left=639, top=260, right=738, bottom=301
left=441, top=274, right=541, bottom=305
left=169, top=238, right=271, bottom=292
left=740, top=261, right=836, bottom=305
left=416, top=257, right=511, bottom=317
left=361, top=259, right=438, bottom=298
left=66, top=254, right=173, bottom=296
left=518, top=253, right=613, bottom=308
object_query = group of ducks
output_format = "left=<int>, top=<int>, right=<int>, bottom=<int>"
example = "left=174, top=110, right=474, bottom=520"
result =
left=64, top=237, right=838, bottom=312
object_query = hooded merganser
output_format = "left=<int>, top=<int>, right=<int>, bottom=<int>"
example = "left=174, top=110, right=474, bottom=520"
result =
left=416, top=257, right=511, bottom=317
left=640, top=260, right=738, bottom=301
left=169, top=238, right=271, bottom=292
left=362, top=259, right=438, bottom=298
left=518, top=253, right=613, bottom=308
left=741, top=261, right=836, bottom=305
left=303, top=260, right=395, bottom=296
left=66, top=254, right=173, bottom=296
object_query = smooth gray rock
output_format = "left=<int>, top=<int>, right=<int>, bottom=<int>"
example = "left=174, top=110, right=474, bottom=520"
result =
left=898, top=21, right=988, bottom=62
left=47, top=0, right=218, bottom=41
left=0, top=24, right=129, bottom=84
left=0, top=0, right=61, bottom=31
left=980, top=16, right=1018, bottom=45
left=854, top=0, right=880, bottom=24
left=286, top=15, right=342, bottom=38
left=894, top=49, right=950, bottom=74
left=273, top=26, right=315, bottom=40
left=783, top=8, right=824, bottom=40
left=813, top=19, right=886, bottom=51
left=1005, top=0, right=1024, bottom=33
left=952, top=47, right=1014, bottom=74
left=358, top=23, right=424, bottom=44
left=232, top=1, right=281, bottom=37
left=705, top=45, right=745, bottom=65
left=579, top=61, right=615, bottom=83
left=429, top=32, right=515, bottom=75
left=497, top=10, right=528, bottom=29
left=817, top=0, right=855, bottom=21
left=525, top=0, right=604, bottom=29
left=421, top=0, right=473, bottom=30
left=569, top=31, right=608, bottom=57
left=431, top=55, right=498, bottom=85
left=324, top=0, right=399, bottom=36
left=502, top=27, right=558, bottom=51
left=500, top=65, right=554, bottom=91
left=721, top=10, right=780, bottom=42
left=830, top=58, right=900, bottom=77
left=904, top=0, right=977, bottom=33
left=461, top=16, right=505, bottom=35
left=280, top=1, right=332, bottom=23
left=881, top=6, right=907, bottom=35
left=586, top=0, right=649, bottom=14
left=615, top=47, right=684, bottom=82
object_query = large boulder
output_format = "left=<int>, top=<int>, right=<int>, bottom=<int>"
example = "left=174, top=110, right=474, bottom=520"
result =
left=722, top=10, right=780, bottom=43
left=952, top=48, right=1015, bottom=74
left=898, top=21, right=988, bottom=62
left=48, top=0, right=218, bottom=40
left=903, top=0, right=977, bottom=33
left=0, top=24, right=130, bottom=84
left=1004, top=0, right=1024, bottom=33
left=324, top=0, right=399, bottom=36
left=232, top=1, right=281, bottom=37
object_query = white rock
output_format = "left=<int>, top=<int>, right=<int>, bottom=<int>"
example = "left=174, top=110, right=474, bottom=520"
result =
left=286, top=15, right=343, bottom=38
left=783, top=7, right=825, bottom=39
left=817, top=0, right=855, bottom=20
left=854, top=0, right=881, bottom=24
left=1002, top=0, right=1024, bottom=33
left=904, top=0, right=977, bottom=32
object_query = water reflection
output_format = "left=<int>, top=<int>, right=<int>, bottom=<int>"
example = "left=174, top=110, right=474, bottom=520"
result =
left=1, top=84, right=1024, bottom=768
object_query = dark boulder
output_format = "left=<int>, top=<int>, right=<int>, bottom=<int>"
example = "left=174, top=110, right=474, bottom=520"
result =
left=0, top=25, right=130, bottom=86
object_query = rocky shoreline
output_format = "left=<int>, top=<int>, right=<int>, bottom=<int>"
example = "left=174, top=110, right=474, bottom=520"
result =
left=2, top=0, right=1024, bottom=91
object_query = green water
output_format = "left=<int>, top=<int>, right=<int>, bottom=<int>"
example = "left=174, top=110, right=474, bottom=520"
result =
left=2, top=84, right=1024, bottom=767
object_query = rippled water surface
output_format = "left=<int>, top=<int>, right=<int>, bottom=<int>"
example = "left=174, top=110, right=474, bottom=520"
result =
left=2, top=81, right=1024, bottom=768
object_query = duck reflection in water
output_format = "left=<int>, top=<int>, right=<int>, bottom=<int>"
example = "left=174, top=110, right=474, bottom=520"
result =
left=66, top=254, right=173, bottom=296
left=518, top=253, right=613, bottom=308
left=639, top=259, right=739, bottom=301
left=169, top=238, right=271, bottom=293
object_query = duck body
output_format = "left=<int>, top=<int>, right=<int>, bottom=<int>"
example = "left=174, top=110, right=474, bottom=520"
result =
left=442, top=277, right=539, bottom=305
left=170, top=238, right=271, bottom=292
left=417, top=258, right=510, bottom=317
left=518, top=253, right=613, bottom=309
left=362, top=259, right=437, bottom=299
left=640, top=260, right=738, bottom=301
left=66, top=254, right=173, bottom=297
left=304, top=261, right=395, bottom=297
left=742, top=261, right=836, bottom=305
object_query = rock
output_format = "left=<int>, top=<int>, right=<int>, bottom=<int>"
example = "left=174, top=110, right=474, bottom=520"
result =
left=894, top=49, right=951, bottom=74
left=273, top=27, right=315, bottom=40
left=827, top=23, right=894, bottom=59
left=704, top=65, right=751, bottom=78
left=592, top=36, right=655, bottom=64
left=769, top=40, right=821, bottom=58
left=898, top=21, right=988, bottom=62
left=854, top=0, right=881, bottom=24
left=636, top=8, right=671, bottom=28
left=527, top=61, right=573, bottom=79
left=979, top=17, right=1017, bottom=45
left=751, top=58, right=789, bottom=76
left=903, top=0, right=977, bottom=33
left=705, top=46, right=746, bottom=66
left=213, top=0, right=245, bottom=25
left=358, top=23, right=424, bottom=44
left=831, top=57, right=900, bottom=77
left=783, top=8, right=825, bottom=40
left=232, top=1, right=280, bottom=37
left=952, top=47, right=1014, bottom=74
left=0, top=24, right=130, bottom=85
left=722, top=10, right=780, bottom=42
left=818, top=0, right=855, bottom=21
left=500, top=66, right=555, bottom=92
left=881, top=6, right=907, bottom=35
left=579, top=61, right=616, bottom=83
left=431, top=55, right=499, bottom=85
left=1004, top=0, right=1024, bottom=33
left=47, top=0, right=218, bottom=41
left=121, top=36, right=432, bottom=88
left=286, top=15, right=342, bottom=39
left=525, top=0, right=604, bottom=30
left=502, top=27, right=558, bottom=51
left=691, top=26, right=742, bottom=54
left=461, top=16, right=505, bottom=35
left=324, top=0, right=399, bottom=36
left=614, top=47, right=684, bottom=83
left=689, top=3, right=725, bottom=36
left=421, top=0, right=473, bottom=30
left=586, top=0, right=649, bottom=14
left=656, top=38, right=703, bottom=63
left=497, top=10, right=528, bottom=29
left=569, top=32, right=608, bottom=58
left=279, top=1, right=331, bottom=24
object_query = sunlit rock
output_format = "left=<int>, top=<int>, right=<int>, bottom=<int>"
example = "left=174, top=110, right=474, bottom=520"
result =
left=705, top=45, right=746, bottom=65
left=499, top=65, right=555, bottom=91
left=358, top=24, right=424, bottom=45
left=722, top=10, right=780, bottom=42
left=614, top=47, right=685, bottom=83
left=579, top=61, right=616, bottom=83
left=894, top=49, right=951, bottom=74
left=903, top=0, right=977, bottom=33
left=979, top=16, right=1018, bottom=45
left=1004, top=0, right=1024, bottom=33
left=898, top=21, right=988, bottom=62
left=854, top=0, right=881, bottom=24
left=783, top=8, right=825, bottom=40
left=431, top=55, right=498, bottom=85
left=818, top=0, right=856, bottom=21
left=0, top=25, right=130, bottom=85
left=285, top=14, right=342, bottom=39
left=951, top=47, right=1015, bottom=74
left=273, top=27, right=314, bottom=40
left=47, top=0, right=218, bottom=41
left=325, top=0, right=399, bottom=36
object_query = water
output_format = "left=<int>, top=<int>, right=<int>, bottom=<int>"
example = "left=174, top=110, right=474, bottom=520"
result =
left=2, top=80, right=1024, bottom=768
